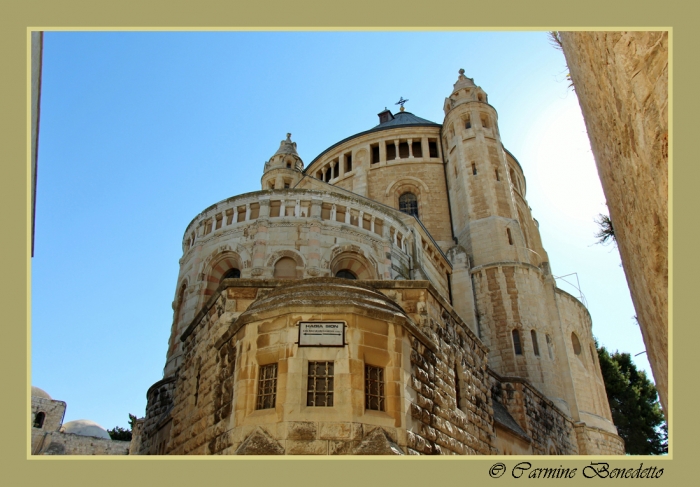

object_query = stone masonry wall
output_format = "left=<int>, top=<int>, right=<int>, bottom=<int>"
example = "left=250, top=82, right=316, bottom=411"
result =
left=559, top=31, right=668, bottom=414
left=38, top=432, right=130, bottom=455
left=138, top=376, right=176, bottom=454
left=490, top=374, right=578, bottom=455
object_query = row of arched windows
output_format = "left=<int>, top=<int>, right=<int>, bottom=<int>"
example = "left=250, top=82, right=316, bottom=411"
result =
left=512, top=329, right=554, bottom=360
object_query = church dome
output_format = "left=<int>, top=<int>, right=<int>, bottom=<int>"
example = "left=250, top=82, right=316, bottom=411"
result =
left=61, top=419, right=112, bottom=440
left=31, top=386, right=52, bottom=400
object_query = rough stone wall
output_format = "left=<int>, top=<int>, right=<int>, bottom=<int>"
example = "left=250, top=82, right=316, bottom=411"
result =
left=574, top=423, right=626, bottom=455
left=558, top=31, right=668, bottom=414
left=490, top=375, right=578, bottom=455
left=31, top=397, right=66, bottom=454
left=406, top=332, right=494, bottom=455
left=38, top=432, right=130, bottom=455
left=138, top=376, right=176, bottom=454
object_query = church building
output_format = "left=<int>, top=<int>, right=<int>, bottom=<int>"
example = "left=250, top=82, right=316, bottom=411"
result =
left=132, top=70, right=625, bottom=455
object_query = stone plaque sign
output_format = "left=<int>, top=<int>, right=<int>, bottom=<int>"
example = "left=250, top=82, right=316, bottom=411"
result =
left=298, top=321, right=345, bottom=347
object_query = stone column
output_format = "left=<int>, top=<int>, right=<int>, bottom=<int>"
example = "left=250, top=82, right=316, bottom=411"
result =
left=259, top=198, right=270, bottom=219
left=232, top=206, right=238, bottom=224
left=393, top=139, right=399, bottom=160
left=345, top=208, right=351, bottom=224
left=245, top=204, right=251, bottom=221
left=408, top=138, right=413, bottom=158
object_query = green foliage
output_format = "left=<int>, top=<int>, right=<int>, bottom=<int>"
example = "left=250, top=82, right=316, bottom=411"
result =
left=594, top=213, right=616, bottom=245
left=108, top=413, right=137, bottom=442
left=107, top=426, right=132, bottom=441
left=597, top=344, right=667, bottom=454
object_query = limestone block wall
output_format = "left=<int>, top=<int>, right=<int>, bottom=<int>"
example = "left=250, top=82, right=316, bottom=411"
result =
left=558, top=31, right=668, bottom=414
left=490, top=374, right=579, bottom=455
left=471, top=264, right=566, bottom=403
left=555, top=290, right=614, bottom=427
left=574, top=423, right=626, bottom=455
left=37, top=432, right=130, bottom=455
left=31, top=397, right=66, bottom=454
left=148, top=279, right=500, bottom=455
left=366, top=160, right=453, bottom=253
left=137, top=376, right=176, bottom=454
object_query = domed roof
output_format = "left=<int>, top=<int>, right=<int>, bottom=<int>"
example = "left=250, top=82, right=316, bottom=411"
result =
left=31, top=386, right=52, bottom=400
left=61, top=419, right=111, bottom=440
left=234, top=278, right=410, bottom=328
left=371, top=110, right=439, bottom=129
left=306, top=109, right=440, bottom=169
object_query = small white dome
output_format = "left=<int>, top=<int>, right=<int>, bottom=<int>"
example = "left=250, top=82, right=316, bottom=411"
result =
left=61, top=419, right=111, bottom=440
left=31, top=386, right=52, bottom=400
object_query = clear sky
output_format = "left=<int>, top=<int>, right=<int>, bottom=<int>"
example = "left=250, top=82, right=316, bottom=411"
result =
left=31, top=31, right=653, bottom=432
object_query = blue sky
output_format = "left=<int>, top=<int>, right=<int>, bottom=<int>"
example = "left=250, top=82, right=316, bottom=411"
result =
left=31, top=31, right=651, bottom=431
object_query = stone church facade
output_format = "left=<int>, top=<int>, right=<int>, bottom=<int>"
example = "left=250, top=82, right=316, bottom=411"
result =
left=132, top=70, right=625, bottom=455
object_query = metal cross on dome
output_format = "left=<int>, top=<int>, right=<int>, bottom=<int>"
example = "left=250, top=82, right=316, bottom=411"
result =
left=395, top=97, right=409, bottom=108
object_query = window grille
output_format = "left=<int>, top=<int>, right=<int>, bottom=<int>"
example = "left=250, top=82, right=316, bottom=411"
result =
left=399, top=193, right=418, bottom=218
left=307, top=362, right=334, bottom=407
left=256, top=363, right=278, bottom=410
left=365, top=365, right=384, bottom=411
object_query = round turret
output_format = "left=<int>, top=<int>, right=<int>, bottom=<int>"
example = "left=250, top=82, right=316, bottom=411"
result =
left=261, top=133, right=304, bottom=190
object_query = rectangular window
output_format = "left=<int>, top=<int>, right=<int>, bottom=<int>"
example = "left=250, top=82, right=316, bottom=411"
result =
left=428, top=140, right=438, bottom=158
left=256, top=363, right=278, bottom=410
left=365, top=365, right=384, bottom=411
left=480, top=113, right=489, bottom=128
left=472, top=162, right=477, bottom=175
left=512, top=330, right=522, bottom=355
left=531, top=330, right=540, bottom=356
left=345, top=153, right=352, bottom=172
left=307, top=361, right=334, bottom=407
left=371, top=144, right=380, bottom=164
left=385, top=142, right=397, bottom=160
left=465, top=114, right=471, bottom=129
left=411, top=140, right=422, bottom=158
left=507, top=228, right=513, bottom=245
left=398, top=141, right=409, bottom=158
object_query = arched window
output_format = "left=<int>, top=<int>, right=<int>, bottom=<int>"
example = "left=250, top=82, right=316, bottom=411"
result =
left=399, top=192, right=418, bottom=218
left=33, top=412, right=45, bottom=429
left=274, top=257, right=297, bottom=279
left=335, top=269, right=356, bottom=279
left=512, top=329, right=523, bottom=355
left=571, top=332, right=582, bottom=355
left=221, top=268, right=241, bottom=281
